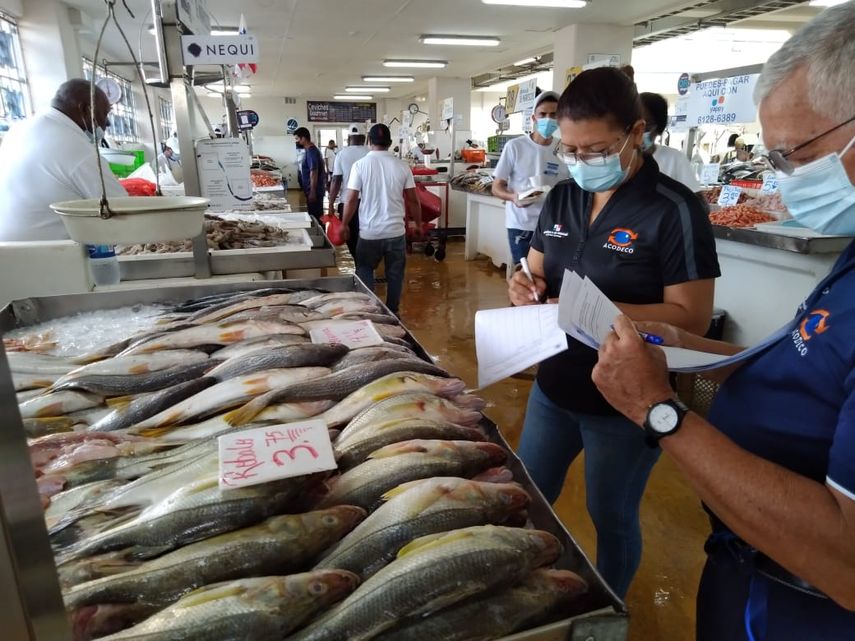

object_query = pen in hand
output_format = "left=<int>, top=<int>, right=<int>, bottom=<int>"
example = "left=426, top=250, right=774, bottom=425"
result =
left=609, top=324, right=665, bottom=345
left=519, top=257, right=539, bottom=303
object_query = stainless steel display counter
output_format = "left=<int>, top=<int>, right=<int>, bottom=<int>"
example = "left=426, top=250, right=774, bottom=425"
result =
left=0, top=277, right=628, bottom=641
left=712, top=227, right=852, bottom=345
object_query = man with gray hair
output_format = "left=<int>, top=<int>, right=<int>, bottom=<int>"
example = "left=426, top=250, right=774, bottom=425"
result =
left=589, top=4, right=855, bottom=639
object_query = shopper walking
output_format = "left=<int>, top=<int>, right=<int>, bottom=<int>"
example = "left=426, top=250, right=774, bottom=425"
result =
left=324, top=139, right=337, bottom=184
left=593, top=4, right=855, bottom=639
left=293, top=127, right=325, bottom=221
left=328, top=124, right=369, bottom=258
left=343, top=124, right=421, bottom=316
left=639, top=92, right=702, bottom=192
left=492, top=91, right=569, bottom=267
left=508, top=67, right=720, bottom=598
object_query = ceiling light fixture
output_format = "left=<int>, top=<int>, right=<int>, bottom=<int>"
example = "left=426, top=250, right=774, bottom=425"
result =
left=233, top=85, right=252, bottom=94
left=383, top=59, right=448, bottom=68
left=514, top=57, right=538, bottom=66
left=346, top=86, right=391, bottom=93
left=420, top=35, right=500, bottom=47
left=481, top=0, right=587, bottom=7
left=335, top=95, right=372, bottom=100
left=808, top=0, right=847, bottom=6
left=362, top=76, right=415, bottom=83
left=148, top=25, right=239, bottom=36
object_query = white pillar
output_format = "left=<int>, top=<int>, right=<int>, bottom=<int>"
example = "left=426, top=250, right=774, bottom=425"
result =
left=427, top=77, right=471, bottom=130
left=19, top=0, right=83, bottom=111
left=552, top=23, right=634, bottom=93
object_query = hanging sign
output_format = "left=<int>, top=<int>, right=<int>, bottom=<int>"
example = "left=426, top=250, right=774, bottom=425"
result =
left=685, top=74, right=760, bottom=126
left=517, top=78, right=537, bottom=113
left=717, top=184, right=743, bottom=207
left=182, top=35, right=259, bottom=65
left=307, top=101, right=377, bottom=123
left=237, top=109, right=259, bottom=131
left=286, top=118, right=299, bottom=134
left=441, top=97, right=454, bottom=122
left=565, top=66, right=583, bottom=87
left=700, top=163, right=721, bottom=185
left=586, top=53, right=621, bottom=68
left=196, top=138, right=253, bottom=210
left=677, top=72, right=691, bottom=96
left=505, top=84, right=520, bottom=114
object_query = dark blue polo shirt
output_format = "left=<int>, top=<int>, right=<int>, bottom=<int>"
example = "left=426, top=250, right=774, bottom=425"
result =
left=708, top=240, right=855, bottom=499
left=531, top=156, right=720, bottom=414
left=300, top=145, right=326, bottom=199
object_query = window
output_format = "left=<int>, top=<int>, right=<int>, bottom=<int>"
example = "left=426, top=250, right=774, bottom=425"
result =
left=0, top=13, right=30, bottom=131
left=159, top=97, right=174, bottom=143
left=82, top=59, right=139, bottom=143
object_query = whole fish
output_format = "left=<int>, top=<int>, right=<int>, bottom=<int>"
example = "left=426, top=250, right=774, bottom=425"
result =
left=12, top=371, right=63, bottom=391
left=185, top=293, right=301, bottom=325
left=289, top=526, right=562, bottom=641
left=214, top=304, right=326, bottom=325
left=316, top=440, right=507, bottom=511
left=129, top=367, right=331, bottom=432
left=17, top=388, right=46, bottom=403
left=333, top=312, right=398, bottom=325
left=330, top=346, right=419, bottom=372
left=51, top=360, right=212, bottom=396
left=118, top=320, right=304, bottom=355
left=300, top=319, right=406, bottom=340
left=335, top=419, right=486, bottom=470
left=318, top=372, right=466, bottom=428
left=89, top=571, right=359, bottom=641
left=373, top=568, right=589, bottom=641
left=44, top=480, right=121, bottom=531
left=53, top=350, right=210, bottom=388
left=212, top=333, right=309, bottom=360
left=58, top=548, right=144, bottom=591
left=65, top=507, right=366, bottom=623
left=340, top=392, right=485, bottom=440
left=7, top=351, right=77, bottom=374
left=88, top=378, right=218, bottom=432
left=299, top=292, right=375, bottom=309
left=23, top=416, right=76, bottom=438
left=313, top=301, right=384, bottom=317
left=18, top=390, right=102, bottom=419
left=169, top=287, right=297, bottom=314
left=226, top=361, right=450, bottom=427
left=57, top=474, right=315, bottom=564
left=156, top=400, right=335, bottom=442
left=206, top=344, right=348, bottom=382
left=65, top=407, right=112, bottom=427
left=316, top=478, right=529, bottom=579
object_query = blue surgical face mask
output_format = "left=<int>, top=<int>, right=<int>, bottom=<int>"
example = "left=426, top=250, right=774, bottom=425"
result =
left=641, top=131, right=655, bottom=152
left=777, top=134, right=855, bottom=236
left=85, top=126, right=105, bottom=144
left=535, top=117, right=558, bottom=139
left=566, top=135, right=634, bottom=193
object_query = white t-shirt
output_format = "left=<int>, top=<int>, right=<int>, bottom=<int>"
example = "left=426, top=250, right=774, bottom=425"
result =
left=347, top=150, right=415, bottom=240
left=0, top=108, right=127, bottom=242
left=653, top=145, right=701, bottom=192
left=324, top=147, right=337, bottom=172
left=332, top=144, right=369, bottom=201
left=493, top=134, right=568, bottom=231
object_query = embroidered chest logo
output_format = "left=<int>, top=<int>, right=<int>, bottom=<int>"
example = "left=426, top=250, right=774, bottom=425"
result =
left=604, top=228, right=638, bottom=254
left=544, top=223, right=569, bottom=239
left=791, top=309, right=830, bottom=357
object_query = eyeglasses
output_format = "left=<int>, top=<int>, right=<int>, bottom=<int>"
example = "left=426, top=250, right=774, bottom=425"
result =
left=765, top=115, right=855, bottom=175
left=554, top=133, right=630, bottom=167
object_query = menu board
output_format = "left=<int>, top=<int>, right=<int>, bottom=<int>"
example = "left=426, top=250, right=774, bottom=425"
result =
left=307, top=101, right=377, bottom=123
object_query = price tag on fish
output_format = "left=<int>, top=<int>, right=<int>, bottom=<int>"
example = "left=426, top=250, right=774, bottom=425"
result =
left=761, top=175, right=778, bottom=194
left=308, top=320, right=384, bottom=349
left=218, top=419, right=337, bottom=489
left=717, top=185, right=742, bottom=207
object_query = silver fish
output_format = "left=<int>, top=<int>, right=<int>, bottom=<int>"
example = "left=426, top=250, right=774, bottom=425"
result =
left=51, top=361, right=212, bottom=396
left=214, top=304, right=326, bottom=325
left=18, top=390, right=102, bottom=419
left=330, top=346, right=419, bottom=372
left=212, top=333, right=310, bottom=360
left=185, top=293, right=301, bottom=325
left=300, top=292, right=376, bottom=309
left=7, top=351, right=77, bottom=374
left=118, top=320, right=304, bottom=355
left=54, top=351, right=210, bottom=387
left=12, top=370, right=62, bottom=391
left=206, top=344, right=348, bottom=382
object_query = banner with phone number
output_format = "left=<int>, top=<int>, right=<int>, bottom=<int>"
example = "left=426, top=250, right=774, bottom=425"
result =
left=685, top=74, right=759, bottom=126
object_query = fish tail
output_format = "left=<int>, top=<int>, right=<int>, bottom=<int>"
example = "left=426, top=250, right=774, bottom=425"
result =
left=223, top=398, right=267, bottom=426
left=105, top=395, right=134, bottom=409
left=135, top=426, right=171, bottom=438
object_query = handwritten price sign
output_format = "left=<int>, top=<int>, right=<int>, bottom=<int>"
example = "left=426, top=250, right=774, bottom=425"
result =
left=218, top=419, right=337, bottom=489
left=761, top=175, right=778, bottom=194
left=717, top=185, right=743, bottom=207
left=309, top=319, right=384, bottom=349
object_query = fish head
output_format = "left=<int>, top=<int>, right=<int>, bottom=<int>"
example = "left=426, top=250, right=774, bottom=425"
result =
left=70, top=603, right=154, bottom=641
left=301, top=505, right=367, bottom=538
left=471, top=466, right=515, bottom=484
left=470, top=441, right=507, bottom=466
left=518, top=529, right=563, bottom=567
left=476, top=481, right=531, bottom=514
left=541, top=569, right=589, bottom=598
left=284, top=570, right=360, bottom=608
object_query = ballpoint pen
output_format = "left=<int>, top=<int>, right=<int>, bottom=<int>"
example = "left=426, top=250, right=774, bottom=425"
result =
left=609, top=324, right=665, bottom=345
left=519, top=257, right=539, bottom=303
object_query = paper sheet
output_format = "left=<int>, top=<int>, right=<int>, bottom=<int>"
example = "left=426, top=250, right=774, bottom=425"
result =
left=475, top=304, right=568, bottom=389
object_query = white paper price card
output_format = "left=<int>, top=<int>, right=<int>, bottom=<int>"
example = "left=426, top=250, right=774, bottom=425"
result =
left=309, top=320, right=384, bottom=348
left=218, top=420, right=337, bottom=489
left=700, top=163, right=720, bottom=185
left=761, top=175, right=778, bottom=193
left=718, top=185, right=743, bottom=207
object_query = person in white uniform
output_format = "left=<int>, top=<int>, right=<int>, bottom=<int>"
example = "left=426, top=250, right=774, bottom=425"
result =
left=492, top=90, right=569, bottom=266
left=328, top=123, right=369, bottom=257
left=0, top=79, right=127, bottom=242
left=640, top=92, right=702, bottom=192
left=343, top=124, right=421, bottom=316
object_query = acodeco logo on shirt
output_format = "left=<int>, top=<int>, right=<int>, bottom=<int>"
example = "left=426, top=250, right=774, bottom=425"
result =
left=544, top=223, right=569, bottom=239
left=791, top=309, right=830, bottom=356
left=604, top=228, right=638, bottom=254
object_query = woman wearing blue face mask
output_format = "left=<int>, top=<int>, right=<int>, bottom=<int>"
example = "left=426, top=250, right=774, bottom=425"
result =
left=492, top=91, right=569, bottom=266
left=508, top=66, right=720, bottom=599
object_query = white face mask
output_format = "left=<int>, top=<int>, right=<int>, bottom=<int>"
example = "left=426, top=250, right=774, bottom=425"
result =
left=85, top=126, right=105, bottom=144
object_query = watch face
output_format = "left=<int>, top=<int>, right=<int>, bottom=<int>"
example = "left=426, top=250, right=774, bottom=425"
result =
left=648, top=404, right=679, bottom=434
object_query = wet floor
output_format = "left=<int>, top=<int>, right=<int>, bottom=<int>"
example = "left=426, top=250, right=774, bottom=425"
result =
left=336, top=237, right=709, bottom=641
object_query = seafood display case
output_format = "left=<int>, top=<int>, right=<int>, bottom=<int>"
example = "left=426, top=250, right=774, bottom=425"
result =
left=0, top=277, right=628, bottom=641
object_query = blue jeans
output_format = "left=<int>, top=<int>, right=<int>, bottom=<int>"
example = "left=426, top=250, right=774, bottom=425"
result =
left=507, top=228, right=533, bottom=266
left=356, top=235, right=406, bottom=314
left=517, top=381, right=661, bottom=598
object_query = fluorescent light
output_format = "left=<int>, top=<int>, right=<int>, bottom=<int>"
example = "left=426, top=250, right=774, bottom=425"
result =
left=362, top=76, right=415, bottom=83
left=809, top=0, right=847, bottom=5
left=335, top=95, right=372, bottom=100
left=233, top=85, right=251, bottom=94
left=482, top=0, right=587, bottom=7
left=147, top=25, right=239, bottom=36
left=383, top=60, right=447, bottom=68
left=420, top=35, right=500, bottom=47
left=346, top=86, right=390, bottom=93
left=514, top=57, right=537, bottom=66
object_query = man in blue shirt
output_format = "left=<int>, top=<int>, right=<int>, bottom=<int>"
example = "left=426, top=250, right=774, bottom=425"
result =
left=293, top=127, right=325, bottom=221
left=592, top=4, right=855, bottom=640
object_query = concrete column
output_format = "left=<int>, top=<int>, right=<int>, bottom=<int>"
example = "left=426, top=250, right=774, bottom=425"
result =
left=427, top=77, right=471, bottom=130
left=552, top=23, right=634, bottom=92
left=19, top=0, right=83, bottom=111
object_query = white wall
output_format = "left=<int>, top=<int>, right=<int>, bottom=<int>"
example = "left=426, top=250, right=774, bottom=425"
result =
left=470, top=91, right=504, bottom=145
left=0, top=0, right=23, bottom=16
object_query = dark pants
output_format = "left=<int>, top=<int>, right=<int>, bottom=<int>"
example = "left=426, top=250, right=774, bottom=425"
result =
left=355, top=235, right=406, bottom=314
left=336, top=202, right=359, bottom=259
left=507, top=228, right=534, bottom=266
left=306, top=197, right=323, bottom=222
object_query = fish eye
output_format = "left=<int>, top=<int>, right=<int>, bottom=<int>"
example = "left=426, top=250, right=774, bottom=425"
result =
left=309, top=581, right=328, bottom=595
left=322, top=515, right=338, bottom=526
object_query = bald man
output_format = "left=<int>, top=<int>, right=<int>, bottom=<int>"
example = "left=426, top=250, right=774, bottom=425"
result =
left=0, top=78, right=126, bottom=242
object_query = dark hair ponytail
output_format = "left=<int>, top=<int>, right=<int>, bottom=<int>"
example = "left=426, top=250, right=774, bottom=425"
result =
left=557, top=67, right=642, bottom=131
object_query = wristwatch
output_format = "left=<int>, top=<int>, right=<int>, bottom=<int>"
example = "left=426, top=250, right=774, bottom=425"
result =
left=643, top=398, right=689, bottom=448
